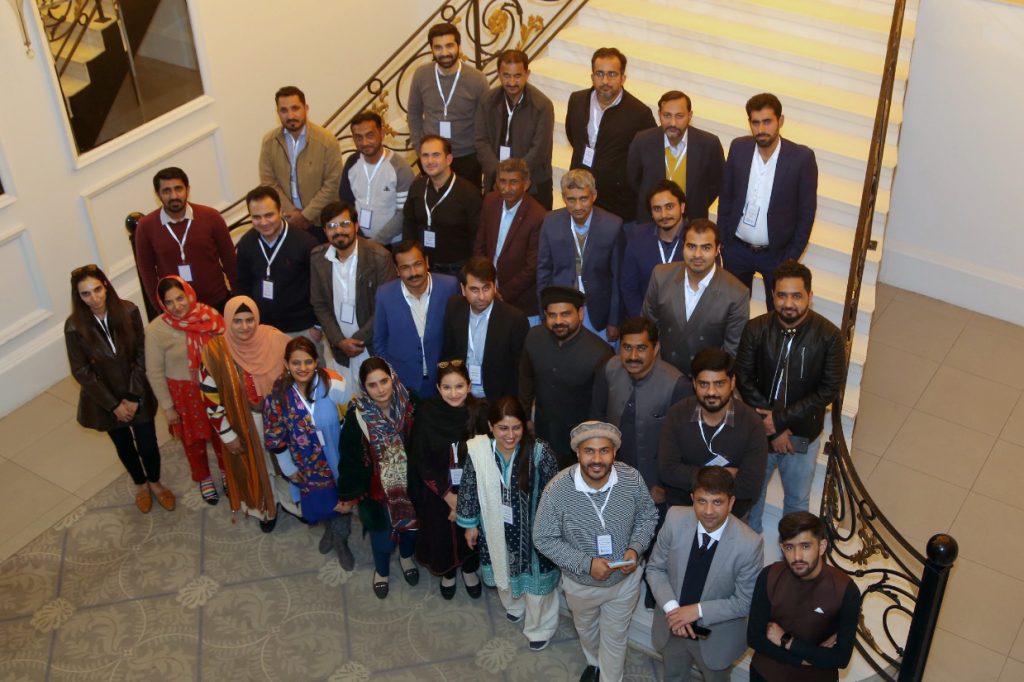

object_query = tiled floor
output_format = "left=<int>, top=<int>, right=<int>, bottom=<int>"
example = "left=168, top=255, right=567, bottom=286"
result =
left=853, top=283, right=1024, bottom=682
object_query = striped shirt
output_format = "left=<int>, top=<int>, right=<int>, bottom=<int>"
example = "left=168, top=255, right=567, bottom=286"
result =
left=533, top=461, right=659, bottom=587
left=339, top=150, right=415, bottom=245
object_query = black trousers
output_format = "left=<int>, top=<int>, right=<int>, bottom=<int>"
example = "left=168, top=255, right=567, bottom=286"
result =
left=107, top=421, right=161, bottom=484
left=723, top=238, right=781, bottom=312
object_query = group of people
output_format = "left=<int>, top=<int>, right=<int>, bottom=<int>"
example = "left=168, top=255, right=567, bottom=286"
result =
left=59, top=22, right=863, bottom=682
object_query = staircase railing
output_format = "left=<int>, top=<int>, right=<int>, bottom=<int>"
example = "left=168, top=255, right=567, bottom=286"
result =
left=821, top=2, right=957, bottom=680
left=219, top=0, right=591, bottom=232
left=39, top=0, right=109, bottom=79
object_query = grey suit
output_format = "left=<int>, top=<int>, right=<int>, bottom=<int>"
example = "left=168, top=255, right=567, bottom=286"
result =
left=309, top=238, right=396, bottom=366
left=647, top=508, right=763, bottom=675
left=642, top=265, right=749, bottom=377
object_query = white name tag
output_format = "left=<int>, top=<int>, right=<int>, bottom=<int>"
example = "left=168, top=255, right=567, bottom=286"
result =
left=499, top=145, right=511, bottom=161
left=742, top=202, right=759, bottom=227
left=316, top=430, right=325, bottom=446
left=358, top=208, right=373, bottom=229
left=469, top=364, right=482, bottom=385
left=705, top=454, right=731, bottom=467
left=424, top=230, right=437, bottom=248
left=597, top=533, right=613, bottom=557
left=340, top=303, right=356, bottom=325
left=261, top=279, right=274, bottom=300
left=577, top=274, right=585, bottom=293
left=177, top=264, right=193, bottom=281
left=439, top=121, right=452, bottom=139
left=582, top=146, right=596, bottom=167
left=502, top=504, right=514, bottom=525
left=450, top=468, right=463, bottom=486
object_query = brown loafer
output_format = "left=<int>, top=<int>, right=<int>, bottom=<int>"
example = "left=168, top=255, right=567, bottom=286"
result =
left=135, top=487, right=153, bottom=513
left=155, top=488, right=176, bottom=511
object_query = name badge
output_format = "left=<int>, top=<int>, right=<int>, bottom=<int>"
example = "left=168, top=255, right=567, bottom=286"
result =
left=424, top=230, right=437, bottom=248
left=316, top=430, right=325, bottom=446
left=742, top=202, right=759, bottom=227
left=596, top=533, right=613, bottom=557
left=582, top=146, right=596, bottom=167
left=340, top=303, right=356, bottom=325
left=502, top=504, right=514, bottom=525
left=499, top=145, right=511, bottom=161
left=358, top=208, right=373, bottom=230
left=439, top=121, right=452, bottom=139
left=261, top=279, right=274, bottom=300
left=450, top=468, right=463, bottom=486
left=577, top=275, right=585, bottom=293
left=177, top=264, right=193, bottom=281
left=705, top=454, right=730, bottom=467
left=469, top=364, right=482, bottom=385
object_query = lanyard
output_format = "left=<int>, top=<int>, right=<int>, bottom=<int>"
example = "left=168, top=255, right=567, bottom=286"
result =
left=571, top=221, right=588, bottom=261
left=293, top=375, right=319, bottom=428
left=493, top=440, right=518, bottom=503
left=665, top=139, right=687, bottom=175
left=434, top=63, right=462, bottom=119
left=424, top=174, right=456, bottom=227
left=504, top=95, right=522, bottom=146
left=698, top=419, right=726, bottom=456
left=451, top=442, right=460, bottom=466
left=95, top=314, right=115, bottom=353
left=657, top=237, right=680, bottom=264
left=584, top=482, right=613, bottom=530
left=258, top=225, right=289, bottom=278
left=361, top=151, right=386, bottom=196
left=164, top=219, right=193, bottom=262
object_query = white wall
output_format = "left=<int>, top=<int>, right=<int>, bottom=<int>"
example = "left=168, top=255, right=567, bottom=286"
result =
left=0, top=0, right=437, bottom=416
left=882, top=0, right=1024, bottom=324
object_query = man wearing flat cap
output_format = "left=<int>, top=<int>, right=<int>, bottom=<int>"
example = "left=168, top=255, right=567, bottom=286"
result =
left=534, top=420, right=660, bottom=682
left=520, top=286, right=614, bottom=466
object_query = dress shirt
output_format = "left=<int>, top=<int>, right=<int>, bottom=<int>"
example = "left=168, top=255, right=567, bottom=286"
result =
left=684, top=265, right=716, bottom=320
left=467, top=301, right=493, bottom=398
left=587, top=89, right=625, bottom=149
left=664, top=129, right=689, bottom=160
left=285, top=126, right=308, bottom=209
left=494, top=198, right=522, bottom=265
left=401, top=274, right=433, bottom=376
left=325, top=241, right=359, bottom=337
left=662, top=516, right=731, bottom=615
left=572, top=464, right=619, bottom=494
left=160, top=203, right=194, bottom=229
left=735, top=144, right=780, bottom=246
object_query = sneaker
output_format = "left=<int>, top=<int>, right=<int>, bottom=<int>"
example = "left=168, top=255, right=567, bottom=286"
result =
left=199, top=478, right=219, bottom=505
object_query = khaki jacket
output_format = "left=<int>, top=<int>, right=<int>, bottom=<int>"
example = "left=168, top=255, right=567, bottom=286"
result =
left=258, top=121, right=343, bottom=223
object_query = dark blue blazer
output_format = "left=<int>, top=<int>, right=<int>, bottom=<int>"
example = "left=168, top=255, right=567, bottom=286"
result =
left=373, top=273, right=460, bottom=397
left=620, top=222, right=685, bottom=317
left=536, top=206, right=624, bottom=331
left=717, top=137, right=818, bottom=261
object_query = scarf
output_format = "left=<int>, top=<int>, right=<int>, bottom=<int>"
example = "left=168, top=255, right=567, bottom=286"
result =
left=354, top=365, right=416, bottom=526
left=223, top=295, right=289, bottom=396
left=158, top=276, right=224, bottom=378
left=467, top=434, right=510, bottom=590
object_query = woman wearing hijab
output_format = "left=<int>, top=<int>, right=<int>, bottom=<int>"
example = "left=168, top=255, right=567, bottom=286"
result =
left=263, top=337, right=353, bottom=567
left=200, top=296, right=290, bottom=531
left=338, top=357, right=419, bottom=599
left=65, top=264, right=174, bottom=513
left=145, top=275, right=226, bottom=503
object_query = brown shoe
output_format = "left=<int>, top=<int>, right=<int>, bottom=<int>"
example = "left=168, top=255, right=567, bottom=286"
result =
left=135, top=487, right=153, bottom=513
left=154, top=488, right=176, bottom=511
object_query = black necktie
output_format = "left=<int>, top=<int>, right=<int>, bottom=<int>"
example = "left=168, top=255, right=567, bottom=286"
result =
left=699, top=533, right=711, bottom=553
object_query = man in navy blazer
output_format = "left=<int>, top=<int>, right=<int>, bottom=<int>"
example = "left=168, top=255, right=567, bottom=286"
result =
left=627, top=90, right=725, bottom=224
left=717, top=93, right=817, bottom=307
left=536, top=169, right=624, bottom=341
left=373, top=240, right=460, bottom=397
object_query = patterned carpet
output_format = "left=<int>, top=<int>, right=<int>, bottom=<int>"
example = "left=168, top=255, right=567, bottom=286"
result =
left=0, top=443, right=661, bottom=681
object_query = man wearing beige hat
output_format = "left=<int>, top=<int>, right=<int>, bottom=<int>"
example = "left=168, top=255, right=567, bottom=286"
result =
left=534, top=420, right=659, bottom=682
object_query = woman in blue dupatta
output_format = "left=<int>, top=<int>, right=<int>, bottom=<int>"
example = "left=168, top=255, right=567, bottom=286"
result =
left=263, top=337, right=354, bottom=567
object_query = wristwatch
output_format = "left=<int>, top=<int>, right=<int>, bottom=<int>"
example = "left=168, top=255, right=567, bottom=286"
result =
left=780, top=632, right=793, bottom=648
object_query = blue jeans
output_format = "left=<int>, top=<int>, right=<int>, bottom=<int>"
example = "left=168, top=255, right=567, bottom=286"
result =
left=369, top=527, right=417, bottom=577
left=747, top=435, right=821, bottom=534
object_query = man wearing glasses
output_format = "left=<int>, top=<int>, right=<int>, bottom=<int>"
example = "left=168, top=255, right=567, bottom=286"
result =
left=565, top=47, right=656, bottom=223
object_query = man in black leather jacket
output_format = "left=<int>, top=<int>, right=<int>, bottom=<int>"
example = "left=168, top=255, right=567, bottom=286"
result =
left=735, top=260, right=844, bottom=533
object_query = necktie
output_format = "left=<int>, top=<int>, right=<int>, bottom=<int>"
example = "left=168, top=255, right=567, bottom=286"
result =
left=699, top=533, right=711, bottom=553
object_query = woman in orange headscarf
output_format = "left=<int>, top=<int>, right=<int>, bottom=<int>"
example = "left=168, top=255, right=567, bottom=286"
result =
left=145, top=276, right=226, bottom=504
left=200, top=296, right=291, bottom=531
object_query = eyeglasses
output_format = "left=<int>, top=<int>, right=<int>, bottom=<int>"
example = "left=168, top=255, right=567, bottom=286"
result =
left=72, top=264, right=100, bottom=276
left=326, top=220, right=355, bottom=229
left=437, top=359, right=465, bottom=369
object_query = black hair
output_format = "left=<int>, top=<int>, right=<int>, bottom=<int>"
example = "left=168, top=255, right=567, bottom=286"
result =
left=746, top=92, right=782, bottom=118
left=778, top=511, right=826, bottom=543
left=772, top=259, right=812, bottom=293
left=619, top=316, right=658, bottom=345
left=275, top=85, right=306, bottom=105
left=690, top=348, right=734, bottom=379
left=152, top=167, right=189, bottom=193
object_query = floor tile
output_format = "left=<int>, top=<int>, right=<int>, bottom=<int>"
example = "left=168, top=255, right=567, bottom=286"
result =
left=923, top=629, right=1006, bottom=682
left=974, top=440, right=1024, bottom=512
left=860, top=341, right=939, bottom=407
left=972, top=312, right=1024, bottom=346
left=865, top=459, right=968, bottom=541
left=9, top=419, right=120, bottom=494
left=0, top=495, right=83, bottom=563
left=1011, top=621, right=1024, bottom=661
left=849, top=447, right=880, bottom=481
left=0, top=392, right=75, bottom=459
left=951, top=494, right=1024, bottom=582
left=1001, top=657, right=1024, bottom=681
left=1002, top=397, right=1024, bottom=448
left=938, top=557, right=1024, bottom=655
left=44, top=375, right=80, bottom=407
left=0, top=460, right=80, bottom=555
left=946, top=325, right=1024, bottom=390
left=884, top=410, right=995, bottom=486
left=870, top=297, right=967, bottom=362
left=892, top=288, right=974, bottom=324
left=851, top=391, right=911, bottom=456
left=917, top=366, right=1020, bottom=437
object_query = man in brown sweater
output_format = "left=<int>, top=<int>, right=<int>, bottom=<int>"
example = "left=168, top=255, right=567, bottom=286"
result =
left=747, top=512, right=861, bottom=681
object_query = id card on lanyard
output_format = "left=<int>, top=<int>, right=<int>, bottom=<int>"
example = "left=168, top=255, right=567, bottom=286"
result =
left=259, top=225, right=289, bottom=299
left=293, top=378, right=324, bottom=446
left=165, top=219, right=193, bottom=281
left=584, top=483, right=614, bottom=556
left=424, top=174, right=456, bottom=248
left=435, top=63, right=462, bottom=139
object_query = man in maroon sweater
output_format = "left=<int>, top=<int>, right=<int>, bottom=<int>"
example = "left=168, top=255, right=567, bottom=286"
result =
left=747, top=512, right=861, bottom=681
left=135, top=167, right=237, bottom=312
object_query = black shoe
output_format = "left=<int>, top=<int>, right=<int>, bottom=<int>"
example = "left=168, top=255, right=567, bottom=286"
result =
left=506, top=612, right=524, bottom=623
left=259, top=517, right=277, bottom=533
left=579, top=665, right=600, bottom=682
left=402, top=565, right=420, bottom=586
left=440, top=579, right=456, bottom=600
left=529, top=640, right=549, bottom=652
left=463, top=571, right=482, bottom=599
left=318, top=523, right=334, bottom=555
left=373, top=575, right=389, bottom=599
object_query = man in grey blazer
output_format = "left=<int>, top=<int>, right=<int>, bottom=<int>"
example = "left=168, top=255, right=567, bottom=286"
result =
left=642, top=219, right=749, bottom=378
left=647, top=466, right=763, bottom=681
left=310, top=201, right=396, bottom=384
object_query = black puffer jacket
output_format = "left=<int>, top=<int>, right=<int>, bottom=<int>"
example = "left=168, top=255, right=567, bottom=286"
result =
left=734, top=310, right=845, bottom=440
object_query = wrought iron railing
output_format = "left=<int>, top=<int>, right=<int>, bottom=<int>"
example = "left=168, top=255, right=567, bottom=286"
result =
left=38, top=0, right=111, bottom=79
left=821, top=1, right=957, bottom=680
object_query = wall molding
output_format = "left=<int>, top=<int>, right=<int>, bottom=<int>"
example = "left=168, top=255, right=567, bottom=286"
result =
left=0, top=225, right=53, bottom=347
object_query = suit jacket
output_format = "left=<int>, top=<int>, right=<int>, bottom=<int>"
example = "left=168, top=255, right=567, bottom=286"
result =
left=647, top=508, right=764, bottom=670
left=536, top=206, right=624, bottom=331
left=441, top=297, right=529, bottom=399
left=717, top=136, right=818, bottom=261
left=473, top=191, right=546, bottom=316
left=309, top=238, right=396, bottom=365
left=373, top=273, right=460, bottom=397
left=642, top=264, right=749, bottom=376
left=566, top=87, right=656, bottom=222
left=626, top=125, right=725, bottom=223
